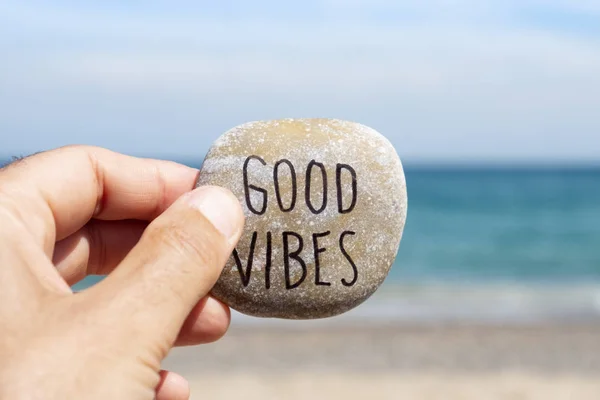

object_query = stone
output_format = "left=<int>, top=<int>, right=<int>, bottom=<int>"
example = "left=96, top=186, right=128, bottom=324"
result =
left=196, top=118, right=407, bottom=319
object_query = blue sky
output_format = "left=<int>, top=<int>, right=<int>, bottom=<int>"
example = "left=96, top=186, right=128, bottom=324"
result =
left=0, top=1, right=599, bottom=163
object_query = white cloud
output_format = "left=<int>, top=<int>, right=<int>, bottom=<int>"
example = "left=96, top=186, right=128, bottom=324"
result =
left=0, top=0, right=598, bottom=161
left=323, top=0, right=600, bottom=15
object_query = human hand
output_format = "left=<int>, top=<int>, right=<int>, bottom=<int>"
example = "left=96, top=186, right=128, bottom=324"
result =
left=0, top=146, right=244, bottom=399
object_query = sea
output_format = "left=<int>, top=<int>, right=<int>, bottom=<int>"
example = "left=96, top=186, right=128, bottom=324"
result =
left=360, top=166, right=600, bottom=325
left=4, top=157, right=600, bottom=325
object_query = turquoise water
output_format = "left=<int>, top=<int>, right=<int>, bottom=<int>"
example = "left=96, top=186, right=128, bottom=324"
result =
left=4, top=157, right=600, bottom=322
left=370, top=166, right=600, bottom=324
left=395, top=167, right=600, bottom=284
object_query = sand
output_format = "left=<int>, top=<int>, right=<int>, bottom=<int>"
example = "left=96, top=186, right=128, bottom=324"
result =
left=184, top=373, right=600, bottom=400
left=163, top=322, right=600, bottom=399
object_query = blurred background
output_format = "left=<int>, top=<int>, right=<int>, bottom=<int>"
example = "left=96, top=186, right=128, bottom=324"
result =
left=1, top=1, right=600, bottom=399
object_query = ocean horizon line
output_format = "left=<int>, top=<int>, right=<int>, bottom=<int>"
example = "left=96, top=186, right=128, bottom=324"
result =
left=2, top=153, right=600, bottom=171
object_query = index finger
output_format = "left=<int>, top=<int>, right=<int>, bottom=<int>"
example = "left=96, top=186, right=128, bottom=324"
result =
left=0, top=145, right=199, bottom=253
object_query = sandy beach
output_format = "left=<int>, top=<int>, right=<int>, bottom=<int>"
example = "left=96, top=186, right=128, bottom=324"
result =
left=163, top=322, right=600, bottom=399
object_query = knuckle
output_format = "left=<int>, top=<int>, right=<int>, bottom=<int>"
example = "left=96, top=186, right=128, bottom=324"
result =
left=55, top=146, right=107, bottom=218
left=148, top=162, right=168, bottom=219
left=54, top=145, right=99, bottom=168
left=58, top=144, right=100, bottom=154
left=84, top=222, right=106, bottom=275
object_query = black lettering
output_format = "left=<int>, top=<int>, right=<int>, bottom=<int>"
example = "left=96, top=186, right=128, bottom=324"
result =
left=265, top=231, right=272, bottom=289
left=233, top=231, right=258, bottom=287
left=283, top=231, right=307, bottom=289
left=305, top=160, right=328, bottom=214
left=243, top=155, right=268, bottom=215
left=336, top=164, right=358, bottom=214
left=273, top=159, right=297, bottom=212
left=313, top=231, right=331, bottom=286
left=340, top=231, right=358, bottom=287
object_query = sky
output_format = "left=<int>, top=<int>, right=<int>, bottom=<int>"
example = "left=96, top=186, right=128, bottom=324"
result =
left=0, top=1, right=599, bottom=164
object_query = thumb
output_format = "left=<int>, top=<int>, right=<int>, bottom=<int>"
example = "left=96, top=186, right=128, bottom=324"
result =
left=88, top=185, right=244, bottom=353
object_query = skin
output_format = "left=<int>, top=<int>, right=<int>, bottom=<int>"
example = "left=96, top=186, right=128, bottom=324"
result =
left=0, top=145, right=245, bottom=400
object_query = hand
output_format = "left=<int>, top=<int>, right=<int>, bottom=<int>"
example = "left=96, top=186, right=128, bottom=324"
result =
left=0, top=146, right=244, bottom=400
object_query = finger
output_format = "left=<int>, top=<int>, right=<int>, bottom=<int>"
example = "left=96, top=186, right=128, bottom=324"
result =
left=0, top=145, right=198, bottom=255
left=175, top=296, right=231, bottom=346
left=0, top=226, right=66, bottom=318
left=0, top=206, right=72, bottom=300
left=53, top=220, right=147, bottom=285
left=88, top=186, right=243, bottom=354
left=54, top=219, right=231, bottom=345
left=156, top=370, right=190, bottom=400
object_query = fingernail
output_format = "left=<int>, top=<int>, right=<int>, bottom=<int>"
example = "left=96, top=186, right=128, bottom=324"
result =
left=186, top=186, right=242, bottom=240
